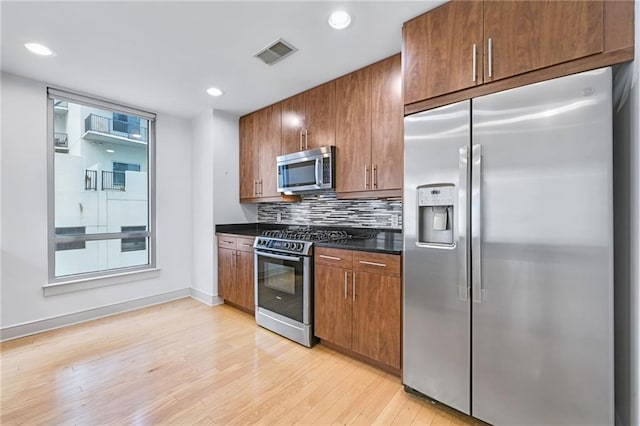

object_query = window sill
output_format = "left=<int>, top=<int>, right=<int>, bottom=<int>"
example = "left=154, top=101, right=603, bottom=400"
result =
left=43, top=268, right=161, bottom=296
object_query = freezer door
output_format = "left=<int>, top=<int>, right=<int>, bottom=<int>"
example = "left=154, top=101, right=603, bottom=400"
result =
left=403, top=100, right=471, bottom=414
left=471, top=68, right=614, bottom=425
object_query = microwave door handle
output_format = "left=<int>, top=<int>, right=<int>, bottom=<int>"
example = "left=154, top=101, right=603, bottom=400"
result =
left=315, top=158, right=322, bottom=188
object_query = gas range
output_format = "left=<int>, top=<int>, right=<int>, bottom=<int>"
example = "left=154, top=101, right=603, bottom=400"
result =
left=254, top=229, right=351, bottom=256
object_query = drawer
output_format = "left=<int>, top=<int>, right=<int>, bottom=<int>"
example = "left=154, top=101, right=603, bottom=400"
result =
left=352, top=251, right=401, bottom=277
left=217, top=235, right=237, bottom=250
left=236, top=237, right=255, bottom=253
left=315, top=247, right=353, bottom=268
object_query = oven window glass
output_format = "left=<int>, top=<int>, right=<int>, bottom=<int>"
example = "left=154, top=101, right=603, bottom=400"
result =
left=256, top=253, right=305, bottom=323
left=264, top=263, right=295, bottom=294
left=280, top=160, right=316, bottom=188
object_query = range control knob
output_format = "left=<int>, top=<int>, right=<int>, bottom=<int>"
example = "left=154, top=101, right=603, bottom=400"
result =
left=284, top=242, right=292, bottom=250
left=296, top=243, right=304, bottom=251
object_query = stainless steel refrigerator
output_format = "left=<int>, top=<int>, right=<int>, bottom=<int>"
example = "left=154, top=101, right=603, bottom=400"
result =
left=403, top=67, right=614, bottom=425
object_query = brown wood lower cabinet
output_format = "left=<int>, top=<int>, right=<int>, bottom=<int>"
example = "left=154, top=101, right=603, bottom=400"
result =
left=217, top=234, right=255, bottom=313
left=314, top=247, right=401, bottom=372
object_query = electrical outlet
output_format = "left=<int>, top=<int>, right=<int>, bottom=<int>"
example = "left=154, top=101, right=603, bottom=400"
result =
left=276, top=212, right=282, bottom=223
left=391, top=214, right=399, bottom=228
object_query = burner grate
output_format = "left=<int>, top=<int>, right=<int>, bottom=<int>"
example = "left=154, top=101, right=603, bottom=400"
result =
left=260, top=229, right=351, bottom=242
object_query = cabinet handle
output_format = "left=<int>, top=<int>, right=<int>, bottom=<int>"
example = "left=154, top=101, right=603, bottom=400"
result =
left=222, top=240, right=234, bottom=245
left=472, top=43, right=477, bottom=82
left=487, top=37, right=493, bottom=78
left=359, top=260, right=387, bottom=267
left=253, top=180, right=257, bottom=197
left=232, top=251, right=236, bottom=268
left=240, top=243, right=252, bottom=247
left=319, top=254, right=341, bottom=261
left=344, top=271, right=348, bottom=299
left=372, top=164, right=378, bottom=189
left=299, top=130, right=303, bottom=151
left=364, top=164, right=370, bottom=190
left=305, top=129, right=309, bottom=150
left=259, top=179, right=263, bottom=196
left=352, top=272, right=356, bottom=301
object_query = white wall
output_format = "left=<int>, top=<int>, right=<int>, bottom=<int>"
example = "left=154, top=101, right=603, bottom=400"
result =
left=190, top=109, right=256, bottom=302
left=0, top=72, right=193, bottom=329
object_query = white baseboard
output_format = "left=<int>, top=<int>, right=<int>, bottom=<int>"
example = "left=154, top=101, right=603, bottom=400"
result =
left=189, top=288, right=223, bottom=306
left=0, top=288, right=190, bottom=342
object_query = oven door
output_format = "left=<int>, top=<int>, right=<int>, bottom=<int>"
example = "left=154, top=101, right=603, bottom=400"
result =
left=255, top=250, right=310, bottom=324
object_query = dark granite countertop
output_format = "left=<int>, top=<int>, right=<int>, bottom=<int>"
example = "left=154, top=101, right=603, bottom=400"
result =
left=215, top=223, right=402, bottom=255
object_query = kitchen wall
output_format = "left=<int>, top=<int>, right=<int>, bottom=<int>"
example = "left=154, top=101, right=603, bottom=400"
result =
left=0, top=72, right=193, bottom=336
left=613, top=4, right=640, bottom=425
left=191, top=109, right=256, bottom=304
left=258, top=193, right=402, bottom=229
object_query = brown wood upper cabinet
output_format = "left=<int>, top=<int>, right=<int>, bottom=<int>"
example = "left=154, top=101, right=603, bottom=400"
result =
left=403, top=0, right=621, bottom=106
left=336, top=54, right=402, bottom=197
left=281, top=81, right=336, bottom=154
left=239, top=104, right=282, bottom=202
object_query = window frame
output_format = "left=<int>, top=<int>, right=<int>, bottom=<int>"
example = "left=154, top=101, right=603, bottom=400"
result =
left=47, top=87, right=157, bottom=285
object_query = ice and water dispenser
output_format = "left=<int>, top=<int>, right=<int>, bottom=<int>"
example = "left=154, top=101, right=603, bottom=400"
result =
left=417, top=184, right=456, bottom=246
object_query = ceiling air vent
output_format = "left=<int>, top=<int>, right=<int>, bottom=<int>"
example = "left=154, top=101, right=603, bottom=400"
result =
left=254, top=38, right=297, bottom=65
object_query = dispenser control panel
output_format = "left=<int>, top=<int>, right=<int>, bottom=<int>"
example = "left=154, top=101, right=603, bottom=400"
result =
left=418, top=186, right=456, bottom=207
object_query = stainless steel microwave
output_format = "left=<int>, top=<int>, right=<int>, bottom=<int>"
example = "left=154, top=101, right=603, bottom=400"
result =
left=277, top=146, right=335, bottom=194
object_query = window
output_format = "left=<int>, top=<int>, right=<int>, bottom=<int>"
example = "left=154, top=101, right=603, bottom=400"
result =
left=48, top=88, right=156, bottom=282
left=55, top=227, right=86, bottom=251
left=112, top=162, right=141, bottom=188
left=121, top=226, right=147, bottom=252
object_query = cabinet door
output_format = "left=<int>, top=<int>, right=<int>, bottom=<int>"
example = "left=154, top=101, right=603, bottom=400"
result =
left=236, top=250, right=255, bottom=312
left=304, top=81, right=336, bottom=150
left=281, top=94, right=305, bottom=154
left=314, top=264, right=352, bottom=349
left=335, top=67, right=371, bottom=193
left=483, top=1, right=603, bottom=82
left=239, top=113, right=258, bottom=200
left=403, top=0, right=483, bottom=104
left=256, top=104, right=281, bottom=198
left=352, top=271, right=401, bottom=369
left=370, top=54, right=403, bottom=191
left=218, top=248, right=237, bottom=303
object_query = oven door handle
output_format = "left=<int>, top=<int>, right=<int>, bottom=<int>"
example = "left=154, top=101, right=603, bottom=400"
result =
left=256, top=251, right=302, bottom=262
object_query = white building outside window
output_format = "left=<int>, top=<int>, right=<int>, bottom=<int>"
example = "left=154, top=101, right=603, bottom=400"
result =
left=48, top=88, right=156, bottom=282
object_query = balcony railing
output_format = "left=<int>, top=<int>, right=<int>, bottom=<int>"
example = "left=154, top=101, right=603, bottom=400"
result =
left=85, top=170, right=97, bottom=191
left=84, top=114, right=148, bottom=142
left=54, top=132, right=68, bottom=149
left=102, top=171, right=126, bottom=191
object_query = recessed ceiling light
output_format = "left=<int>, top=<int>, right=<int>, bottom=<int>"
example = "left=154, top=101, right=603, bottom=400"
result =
left=106, top=149, right=115, bottom=153
left=24, top=42, right=54, bottom=56
left=328, top=10, right=351, bottom=30
left=206, top=87, right=224, bottom=97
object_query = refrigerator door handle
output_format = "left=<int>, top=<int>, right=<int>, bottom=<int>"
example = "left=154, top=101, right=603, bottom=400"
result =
left=458, top=146, right=469, bottom=302
left=471, top=143, right=482, bottom=303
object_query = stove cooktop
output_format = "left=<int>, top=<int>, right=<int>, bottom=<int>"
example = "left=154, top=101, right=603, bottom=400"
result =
left=254, top=228, right=358, bottom=256
left=260, top=229, right=351, bottom=242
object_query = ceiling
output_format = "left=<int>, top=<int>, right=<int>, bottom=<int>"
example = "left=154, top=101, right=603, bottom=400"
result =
left=1, top=1, right=445, bottom=119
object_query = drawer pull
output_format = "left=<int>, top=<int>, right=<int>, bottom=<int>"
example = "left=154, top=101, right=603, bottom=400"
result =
left=358, top=260, right=387, bottom=267
left=240, top=243, right=253, bottom=247
left=319, top=255, right=342, bottom=261
left=222, top=241, right=234, bottom=244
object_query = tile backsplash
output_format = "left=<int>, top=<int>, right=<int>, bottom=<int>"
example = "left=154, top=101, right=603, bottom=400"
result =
left=257, top=193, right=402, bottom=229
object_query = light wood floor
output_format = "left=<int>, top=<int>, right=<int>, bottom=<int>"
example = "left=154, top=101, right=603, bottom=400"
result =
left=1, top=298, right=476, bottom=425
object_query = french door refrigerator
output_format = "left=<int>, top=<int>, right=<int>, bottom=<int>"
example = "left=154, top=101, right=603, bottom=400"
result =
left=403, top=67, right=613, bottom=425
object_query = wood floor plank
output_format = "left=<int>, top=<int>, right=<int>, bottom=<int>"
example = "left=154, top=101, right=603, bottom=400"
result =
left=1, top=298, right=474, bottom=425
